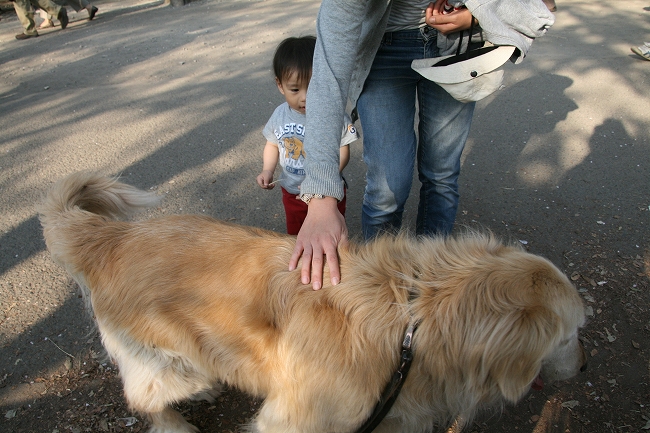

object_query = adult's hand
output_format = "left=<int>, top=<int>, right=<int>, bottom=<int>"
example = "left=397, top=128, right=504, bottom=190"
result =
left=425, top=0, right=475, bottom=35
left=289, top=196, right=348, bottom=290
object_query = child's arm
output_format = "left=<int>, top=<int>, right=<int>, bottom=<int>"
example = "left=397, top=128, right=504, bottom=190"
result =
left=339, top=145, right=350, bottom=172
left=257, top=141, right=279, bottom=189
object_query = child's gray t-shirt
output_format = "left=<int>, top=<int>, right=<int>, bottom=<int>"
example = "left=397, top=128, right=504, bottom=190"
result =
left=263, top=102, right=359, bottom=195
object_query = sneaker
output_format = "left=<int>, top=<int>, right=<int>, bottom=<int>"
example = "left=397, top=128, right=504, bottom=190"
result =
left=631, top=44, right=650, bottom=61
left=16, top=32, right=39, bottom=40
left=58, top=8, right=69, bottom=29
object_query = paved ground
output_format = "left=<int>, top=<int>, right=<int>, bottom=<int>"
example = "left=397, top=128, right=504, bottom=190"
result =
left=0, top=0, right=648, bottom=432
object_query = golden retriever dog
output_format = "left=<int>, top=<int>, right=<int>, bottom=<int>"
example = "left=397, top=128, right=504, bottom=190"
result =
left=39, top=172, right=587, bottom=433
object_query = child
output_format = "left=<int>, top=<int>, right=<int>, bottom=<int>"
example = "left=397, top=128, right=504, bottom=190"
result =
left=257, top=36, right=359, bottom=235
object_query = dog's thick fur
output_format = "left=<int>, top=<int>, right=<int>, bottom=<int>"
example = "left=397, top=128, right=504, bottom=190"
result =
left=39, top=172, right=587, bottom=433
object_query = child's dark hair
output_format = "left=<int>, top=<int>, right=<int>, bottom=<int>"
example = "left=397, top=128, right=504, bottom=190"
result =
left=273, top=36, right=316, bottom=84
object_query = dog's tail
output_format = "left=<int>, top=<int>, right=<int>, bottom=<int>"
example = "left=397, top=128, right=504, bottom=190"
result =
left=38, top=172, right=160, bottom=265
left=38, top=171, right=160, bottom=223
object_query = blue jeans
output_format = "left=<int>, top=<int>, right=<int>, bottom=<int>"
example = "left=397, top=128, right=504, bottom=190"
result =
left=357, top=27, right=475, bottom=240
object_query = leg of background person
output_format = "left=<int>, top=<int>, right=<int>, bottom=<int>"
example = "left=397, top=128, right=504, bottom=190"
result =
left=31, top=0, right=65, bottom=29
left=38, top=9, right=54, bottom=28
left=85, top=0, right=98, bottom=21
left=415, top=78, right=474, bottom=236
left=33, top=0, right=61, bottom=20
left=13, top=0, right=39, bottom=36
left=40, top=0, right=83, bottom=26
left=62, top=0, right=97, bottom=19
left=357, top=33, right=420, bottom=240
left=62, top=0, right=85, bottom=12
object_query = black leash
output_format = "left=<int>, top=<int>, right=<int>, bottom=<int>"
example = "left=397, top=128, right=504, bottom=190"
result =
left=354, top=322, right=418, bottom=433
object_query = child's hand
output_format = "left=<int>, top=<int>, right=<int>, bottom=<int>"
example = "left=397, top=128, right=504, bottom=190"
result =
left=257, top=170, right=276, bottom=189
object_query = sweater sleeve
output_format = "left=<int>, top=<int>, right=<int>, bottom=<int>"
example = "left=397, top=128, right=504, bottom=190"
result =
left=301, top=0, right=373, bottom=201
left=463, top=0, right=554, bottom=63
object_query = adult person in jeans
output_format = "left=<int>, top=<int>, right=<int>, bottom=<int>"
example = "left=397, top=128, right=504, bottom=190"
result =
left=289, top=0, right=555, bottom=290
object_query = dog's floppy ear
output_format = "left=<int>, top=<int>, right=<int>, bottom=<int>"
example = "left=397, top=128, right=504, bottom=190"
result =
left=483, top=307, right=560, bottom=403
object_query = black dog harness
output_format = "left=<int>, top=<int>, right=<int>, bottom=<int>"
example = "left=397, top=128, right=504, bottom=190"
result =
left=353, top=321, right=419, bottom=433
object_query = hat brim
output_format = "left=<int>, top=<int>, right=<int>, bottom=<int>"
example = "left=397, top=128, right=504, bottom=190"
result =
left=437, top=70, right=505, bottom=103
left=412, top=45, right=516, bottom=84
left=411, top=45, right=516, bottom=103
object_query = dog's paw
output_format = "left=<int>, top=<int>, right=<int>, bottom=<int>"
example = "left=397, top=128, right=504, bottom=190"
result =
left=190, top=383, right=224, bottom=403
left=148, top=408, right=200, bottom=433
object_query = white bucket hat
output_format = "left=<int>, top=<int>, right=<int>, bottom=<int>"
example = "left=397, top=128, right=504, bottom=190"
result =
left=411, top=45, right=517, bottom=103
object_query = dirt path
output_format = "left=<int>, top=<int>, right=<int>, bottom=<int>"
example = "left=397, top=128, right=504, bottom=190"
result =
left=1, top=0, right=648, bottom=431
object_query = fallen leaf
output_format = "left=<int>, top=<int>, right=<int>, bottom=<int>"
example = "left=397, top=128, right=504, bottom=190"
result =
left=582, top=275, right=597, bottom=287
left=119, top=417, right=138, bottom=427
left=99, top=419, right=109, bottom=431
left=561, top=400, right=580, bottom=408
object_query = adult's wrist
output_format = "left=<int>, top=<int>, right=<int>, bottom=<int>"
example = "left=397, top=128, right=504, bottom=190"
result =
left=302, top=195, right=339, bottom=208
left=299, top=193, right=323, bottom=204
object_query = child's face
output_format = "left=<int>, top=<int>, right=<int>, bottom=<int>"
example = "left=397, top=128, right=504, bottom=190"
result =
left=276, top=71, right=309, bottom=115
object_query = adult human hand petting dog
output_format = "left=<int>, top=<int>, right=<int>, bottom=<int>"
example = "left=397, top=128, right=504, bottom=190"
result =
left=289, top=196, right=347, bottom=291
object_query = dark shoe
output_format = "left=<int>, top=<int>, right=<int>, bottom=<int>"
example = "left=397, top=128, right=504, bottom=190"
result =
left=16, top=32, right=39, bottom=40
left=88, top=6, right=98, bottom=20
left=58, top=8, right=69, bottom=29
